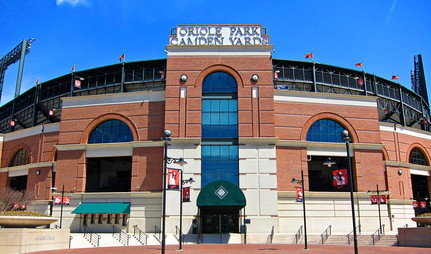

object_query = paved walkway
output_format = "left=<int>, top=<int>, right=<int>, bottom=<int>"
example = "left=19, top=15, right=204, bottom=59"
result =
left=29, top=244, right=431, bottom=254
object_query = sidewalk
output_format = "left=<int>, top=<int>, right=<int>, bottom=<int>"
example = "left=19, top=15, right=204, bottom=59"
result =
left=29, top=244, right=431, bottom=254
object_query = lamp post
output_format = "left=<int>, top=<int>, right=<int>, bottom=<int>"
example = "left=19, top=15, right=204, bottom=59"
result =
left=341, top=129, right=358, bottom=254
left=291, top=170, right=307, bottom=250
left=50, top=185, right=64, bottom=229
left=162, top=129, right=187, bottom=254
left=179, top=171, right=194, bottom=250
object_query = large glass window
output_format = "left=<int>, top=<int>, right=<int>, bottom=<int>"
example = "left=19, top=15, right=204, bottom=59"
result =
left=201, top=72, right=239, bottom=188
left=202, top=99, right=238, bottom=138
left=202, top=144, right=239, bottom=186
left=89, top=120, right=133, bottom=144
left=9, top=148, right=30, bottom=167
left=306, top=119, right=345, bottom=143
left=409, top=147, right=429, bottom=166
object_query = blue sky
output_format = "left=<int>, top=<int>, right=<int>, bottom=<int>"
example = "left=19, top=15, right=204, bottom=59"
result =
left=0, top=0, right=430, bottom=105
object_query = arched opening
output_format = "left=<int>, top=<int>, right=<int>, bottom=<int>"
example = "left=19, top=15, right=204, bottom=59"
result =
left=409, top=147, right=430, bottom=214
left=8, top=148, right=30, bottom=191
left=86, top=119, right=133, bottom=192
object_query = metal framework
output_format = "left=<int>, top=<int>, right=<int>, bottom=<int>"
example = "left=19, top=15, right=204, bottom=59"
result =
left=0, top=39, right=36, bottom=102
left=0, top=58, right=429, bottom=134
left=273, top=59, right=430, bottom=131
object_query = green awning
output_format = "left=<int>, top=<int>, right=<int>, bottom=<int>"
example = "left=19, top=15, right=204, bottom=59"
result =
left=72, top=202, right=130, bottom=214
left=197, top=180, right=246, bottom=208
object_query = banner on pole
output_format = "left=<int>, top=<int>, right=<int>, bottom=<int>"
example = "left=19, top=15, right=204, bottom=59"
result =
left=182, top=186, right=191, bottom=202
left=167, top=168, right=180, bottom=190
left=332, top=169, right=348, bottom=187
left=295, top=187, right=303, bottom=202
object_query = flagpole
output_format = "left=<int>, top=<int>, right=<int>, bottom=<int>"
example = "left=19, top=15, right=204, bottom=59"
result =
left=70, top=65, right=75, bottom=97
left=120, top=61, right=125, bottom=93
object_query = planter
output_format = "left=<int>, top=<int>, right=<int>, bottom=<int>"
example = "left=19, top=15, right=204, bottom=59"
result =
left=411, top=216, right=431, bottom=225
left=0, top=216, right=58, bottom=228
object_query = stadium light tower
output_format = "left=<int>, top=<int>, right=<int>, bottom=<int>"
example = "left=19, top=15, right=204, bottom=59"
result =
left=0, top=38, right=36, bottom=102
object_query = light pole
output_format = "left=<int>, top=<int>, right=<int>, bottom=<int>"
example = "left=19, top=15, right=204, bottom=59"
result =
left=179, top=171, right=194, bottom=250
left=50, top=185, right=64, bottom=229
left=162, top=129, right=187, bottom=254
left=341, top=129, right=358, bottom=254
left=292, top=170, right=307, bottom=250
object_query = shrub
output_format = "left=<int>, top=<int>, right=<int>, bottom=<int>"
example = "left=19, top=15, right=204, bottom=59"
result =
left=0, top=211, right=50, bottom=217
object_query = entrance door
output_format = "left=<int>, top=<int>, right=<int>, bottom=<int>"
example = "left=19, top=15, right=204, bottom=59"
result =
left=201, top=207, right=239, bottom=233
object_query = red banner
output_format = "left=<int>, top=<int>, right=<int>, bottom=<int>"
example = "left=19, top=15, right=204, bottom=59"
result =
left=182, top=187, right=191, bottom=202
left=413, top=201, right=419, bottom=208
left=54, top=196, right=71, bottom=205
left=332, top=169, right=348, bottom=187
left=167, top=168, right=180, bottom=190
left=295, top=187, right=303, bottom=202
left=420, top=201, right=427, bottom=208
left=371, top=195, right=387, bottom=204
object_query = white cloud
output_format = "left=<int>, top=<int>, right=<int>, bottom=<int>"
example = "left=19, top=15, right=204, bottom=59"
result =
left=386, top=0, right=398, bottom=24
left=55, top=0, right=90, bottom=7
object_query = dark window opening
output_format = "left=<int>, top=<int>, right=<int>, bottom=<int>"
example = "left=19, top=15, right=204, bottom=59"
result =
left=98, top=214, right=103, bottom=224
left=107, top=214, right=112, bottom=224
left=308, top=156, right=353, bottom=192
left=86, top=157, right=132, bottom=192
left=200, top=206, right=240, bottom=234
left=9, top=175, right=27, bottom=191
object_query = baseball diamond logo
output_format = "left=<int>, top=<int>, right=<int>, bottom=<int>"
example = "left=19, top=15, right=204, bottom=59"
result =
left=215, top=186, right=228, bottom=199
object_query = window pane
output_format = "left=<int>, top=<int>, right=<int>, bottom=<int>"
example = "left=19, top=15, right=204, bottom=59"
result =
left=306, top=119, right=344, bottom=143
left=89, top=120, right=133, bottom=144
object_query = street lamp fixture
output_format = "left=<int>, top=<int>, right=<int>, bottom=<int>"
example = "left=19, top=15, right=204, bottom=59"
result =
left=291, top=170, right=307, bottom=250
left=341, top=129, right=358, bottom=254
left=162, top=129, right=188, bottom=254
left=323, top=157, right=336, bottom=167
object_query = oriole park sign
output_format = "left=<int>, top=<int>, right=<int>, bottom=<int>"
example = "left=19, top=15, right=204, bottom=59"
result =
left=169, top=25, right=270, bottom=46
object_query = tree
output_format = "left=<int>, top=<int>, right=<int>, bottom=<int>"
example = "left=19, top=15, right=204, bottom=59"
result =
left=0, top=188, right=35, bottom=212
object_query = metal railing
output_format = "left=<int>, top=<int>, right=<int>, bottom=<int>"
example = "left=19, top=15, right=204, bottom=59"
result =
left=346, top=225, right=361, bottom=245
left=83, top=226, right=101, bottom=247
left=294, top=225, right=303, bottom=244
left=154, top=225, right=162, bottom=242
left=69, top=235, right=73, bottom=249
left=133, top=225, right=149, bottom=245
left=371, top=224, right=385, bottom=245
left=321, top=225, right=332, bottom=244
left=112, top=225, right=130, bottom=246
left=267, top=226, right=275, bottom=244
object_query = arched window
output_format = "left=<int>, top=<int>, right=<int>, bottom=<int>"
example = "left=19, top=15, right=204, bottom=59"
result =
left=202, top=72, right=237, bottom=94
left=9, top=148, right=30, bottom=167
left=409, top=147, right=429, bottom=166
left=306, top=119, right=345, bottom=143
left=89, top=120, right=133, bottom=144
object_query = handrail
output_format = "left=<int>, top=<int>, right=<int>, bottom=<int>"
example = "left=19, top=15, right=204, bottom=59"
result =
left=69, top=235, right=73, bottom=249
left=175, top=225, right=183, bottom=245
left=346, top=225, right=361, bottom=245
left=267, top=226, right=275, bottom=244
left=83, top=225, right=101, bottom=247
left=320, top=225, right=332, bottom=244
left=154, top=225, right=162, bottom=242
left=112, top=225, right=130, bottom=246
left=371, top=224, right=385, bottom=245
left=133, top=225, right=149, bottom=245
left=294, top=225, right=303, bottom=244
left=54, top=224, right=60, bottom=229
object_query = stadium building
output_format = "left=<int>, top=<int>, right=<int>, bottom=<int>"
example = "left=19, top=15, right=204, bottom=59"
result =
left=0, top=25, right=430, bottom=240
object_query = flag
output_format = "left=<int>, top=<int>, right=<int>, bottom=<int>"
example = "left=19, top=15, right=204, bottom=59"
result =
left=304, top=53, right=313, bottom=59
left=49, top=110, right=55, bottom=116
left=357, top=79, right=364, bottom=86
left=9, top=120, right=16, bottom=127
left=74, top=79, right=81, bottom=88
left=119, top=53, right=125, bottom=62
left=392, top=75, right=399, bottom=80
left=71, top=64, right=75, bottom=72
left=167, top=168, right=180, bottom=190
left=355, top=62, right=363, bottom=68
left=274, top=70, right=280, bottom=80
left=35, top=76, right=40, bottom=85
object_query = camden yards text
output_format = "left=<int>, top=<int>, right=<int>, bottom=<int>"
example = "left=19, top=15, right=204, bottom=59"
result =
left=170, top=25, right=270, bottom=46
